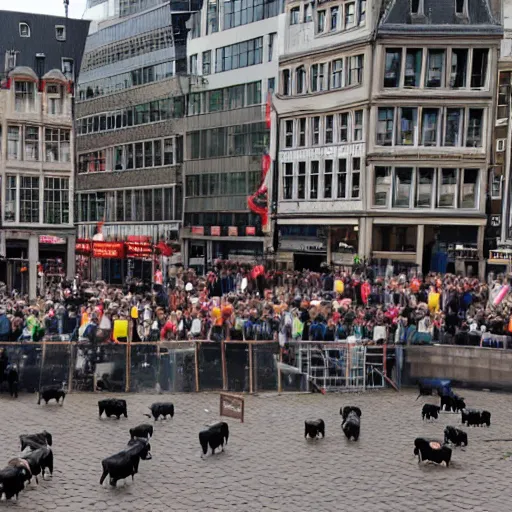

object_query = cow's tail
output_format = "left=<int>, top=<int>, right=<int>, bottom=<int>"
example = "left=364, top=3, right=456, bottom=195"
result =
left=99, top=465, right=108, bottom=485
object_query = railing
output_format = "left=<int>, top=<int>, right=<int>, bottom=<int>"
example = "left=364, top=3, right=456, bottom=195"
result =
left=0, top=341, right=388, bottom=394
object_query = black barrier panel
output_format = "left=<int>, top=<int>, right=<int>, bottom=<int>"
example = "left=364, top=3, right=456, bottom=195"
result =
left=197, top=342, right=223, bottom=390
left=160, top=347, right=195, bottom=392
left=93, top=344, right=127, bottom=392
left=72, top=344, right=95, bottom=392
left=252, top=343, right=278, bottom=392
left=41, top=344, right=72, bottom=390
left=0, top=343, right=44, bottom=394
left=130, top=344, right=159, bottom=392
left=225, top=343, right=249, bottom=392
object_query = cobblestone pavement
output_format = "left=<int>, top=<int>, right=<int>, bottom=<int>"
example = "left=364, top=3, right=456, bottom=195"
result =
left=0, top=389, right=510, bottom=511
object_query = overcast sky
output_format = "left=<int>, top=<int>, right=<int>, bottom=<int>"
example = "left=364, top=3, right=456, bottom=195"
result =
left=3, top=0, right=89, bottom=19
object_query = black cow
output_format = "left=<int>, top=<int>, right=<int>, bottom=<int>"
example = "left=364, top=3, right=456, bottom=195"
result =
left=199, top=426, right=225, bottom=457
left=98, top=398, right=128, bottom=419
left=422, top=404, right=440, bottom=420
left=21, top=447, right=53, bottom=484
left=340, top=406, right=362, bottom=421
left=342, top=411, right=360, bottom=441
left=444, top=426, right=468, bottom=447
left=461, top=408, right=491, bottom=427
left=20, top=431, right=53, bottom=452
left=145, top=402, right=174, bottom=421
left=413, top=438, right=452, bottom=466
left=6, top=459, right=31, bottom=486
left=207, top=422, right=229, bottom=445
left=0, top=465, right=27, bottom=501
left=38, top=386, right=66, bottom=405
left=99, top=438, right=152, bottom=487
left=304, top=419, right=325, bottom=439
left=129, top=424, right=153, bottom=440
left=440, top=394, right=466, bottom=413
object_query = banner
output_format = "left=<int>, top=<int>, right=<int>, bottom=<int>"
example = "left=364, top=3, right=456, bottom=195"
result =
left=76, top=239, right=91, bottom=255
left=126, top=241, right=152, bottom=258
left=92, top=241, right=125, bottom=259
left=39, top=235, right=66, bottom=244
left=191, top=226, right=204, bottom=235
left=211, top=226, right=221, bottom=236
left=245, top=226, right=256, bottom=236
left=228, top=226, right=238, bottom=236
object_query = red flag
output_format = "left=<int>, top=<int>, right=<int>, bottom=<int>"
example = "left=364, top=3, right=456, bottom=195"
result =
left=265, top=91, right=272, bottom=129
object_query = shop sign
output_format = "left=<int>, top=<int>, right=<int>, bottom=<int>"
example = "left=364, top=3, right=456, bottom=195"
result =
left=76, top=239, right=91, bottom=255
left=92, top=241, right=125, bottom=259
left=191, top=226, right=204, bottom=235
left=211, top=226, right=221, bottom=236
left=40, top=235, right=66, bottom=244
left=228, top=226, right=238, bottom=236
left=246, top=226, right=256, bottom=236
left=127, top=235, right=152, bottom=243
left=126, top=241, right=153, bottom=258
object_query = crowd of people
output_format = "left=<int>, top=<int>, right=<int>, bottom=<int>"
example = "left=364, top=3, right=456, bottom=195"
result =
left=0, top=260, right=507, bottom=349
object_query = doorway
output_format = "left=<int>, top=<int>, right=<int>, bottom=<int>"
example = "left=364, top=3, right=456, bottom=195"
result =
left=293, top=253, right=326, bottom=272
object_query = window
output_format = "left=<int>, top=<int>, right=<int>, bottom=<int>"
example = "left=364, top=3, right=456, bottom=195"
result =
left=298, top=118, right=306, bottom=146
left=7, top=126, right=21, bottom=160
left=298, top=162, right=306, bottom=199
left=471, top=49, right=488, bottom=88
left=455, top=0, right=465, bottom=14
left=393, top=168, right=413, bottom=207
left=310, top=64, right=319, bottom=92
left=296, top=66, right=306, bottom=94
left=19, top=23, right=30, bottom=37
left=491, top=171, right=502, bottom=199
left=460, top=168, right=478, bottom=208
left=14, top=81, right=35, bottom=112
left=217, top=37, right=263, bottom=72
left=352, top=157, right=361, bottom=198
left=345, top=2, right=355, bottom=25
left=377, top=108, right=394, bottom=146
left=207, top=0, right=219, bottom=34
left=325, top=115, right=334, bottom=144
left=331, top=59, right=343, bottom=89
left=268, top=77, right=275, bottom=92
left=339, top=113, right=349, bottom=142
left=55, top=25, right=66, bottom=41
left=497, top=139, right=506, bottom=152
left=397, top=107, right=417, bottom=145
left=247, top=81, right=261, bottom=105
left=310, top=161, right=319, bottom=199
left=284, top=120, right=294, bottom=147
left=450, top=49, right=468, bottom=88
left=438, top=168, right=457, bottom=207
left=5, top=176, right=16, bottom=222
left=348, top=55, right=363, bottom=85
left=228, top=84, right=244, bottom=109
left=404, top=49, right=422, bottom=87
left=466, top=109, right=483, bottom=147
left=202, top=51, right=211, bottom=75
left=61, top=58, right=74, bottom=79
left=189, top=93, right=201, bottom=115
left=384, top=49, right=402, bottom=88
left=444, top=108, right=463, bottom=146
left=421, top=108, right=440, bottom=146
left=282, top=69, right=291, bottom=95
left=24, top=126, right=39, bottom=161
left=47, top=84, right=62, bottom=115
left=189, top=54, right=198, bottom=74
left=317, top=10, right=326, bottom=33
left=374, top=167, right=391, bottom=206
left=44, top=129, right=70, bottom=163
left=20, top=176, right=39, bottom=223
left=324, top=160, right=333, bottom=198
left=353, top=110, right=363, bottom=141
left=359, top=0, right=366, bottom=22
left=290, top=7, right=300, bottom=25
left=164, top=138, right=174, bottom=165
left=330, top=7, right=339, bottom=30
left=337, top=159, right=347, bottom=198
left=426, top=49, right=445, bottom=88
left=311, top=116, right=320, bottom=145
left=268, top=33, right=276, bottom=62
left=44, top=177, right=69, bottom=224
left=283, top=163, right=293, bottom=199
left=411, top=0, right=421, bottom=13
left=416, top=168, right=434, bottom=207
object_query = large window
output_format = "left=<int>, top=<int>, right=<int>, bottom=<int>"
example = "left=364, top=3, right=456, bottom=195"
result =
left=466, top=108, right=483, bottom=147
left=14, top=81, right=35, bottom=112
left=404, top=48, right=422, bottom=87
left=203, top=51, right=212, bottom=75
left=45, top=129, right=70, bottom=162
left=284, top=120, right=294, bottom=147
left=24, top=126, right=39, bottom=161
left=384, top=49, right=402, bottom=88
left=425, top=49, right=445, bottom=88
left=450, top=49, right=468, bottom=88
left=283, top=162, right=293, bottom=199
left=5, top=176, right=16, bottom=222
left=310, top=160, right=319, bottom=199
left=396, top=107, right=417, bottom=145
left=377, top=108, right=394, bottom=146
left=374, top=166, right=391, bottom=206
left=20, top=176, right=39, bottom=223
left=223, top=0, right=279, bottom=29
left=471, top=49, right=488, bottom=88
left=393, top=167, right=413, bottom=207
left=421, top=108, right=440, bottom=146
left=207, top=0, right=219, bottom=33
left=44, top=177, right=69, bottom=224
left=7, top=126, right=20, bottom=160
left=215, top=37, right=263, bottom=72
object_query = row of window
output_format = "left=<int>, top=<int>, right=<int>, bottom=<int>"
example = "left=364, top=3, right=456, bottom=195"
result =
left=184, top=212, right=261, bottom=229
left=189, top=122, right=268, bottom=160
left=376, top=106, right=484, bottom=148
left=282, top=158, right=361, bottom=201
left=188, top=81, right=262, bottom=115
left=81, top=26, right=174, bottom=72
left=76, top=96, right=184, bottom=135
left=5, top=176, right=69, bottom=224
left=119, top=0, right=162, bottom=17
left=77, top=187, right=181, bottom=223
left=12, top=81, right=68, bottom=115
left=314, top=0, right=366, bottom=33
left=78, top=137, right=181, bottom=173
left=77, top=60, right=176, bottom=101
left=383, top=47, right=489, bottom=90
left=18, top=22, right=66, bottom=41
left=186, top=171, right=260, bottom=197
left=282, top=110, right=364, bottom=148
left=215, top=37, right=263, bottom=73
left=6, top=126, right=70, bottom=163
left=282, top=55, right=363, bottom=96
left=223, top=0, right=281, bottom=29
left=374, top=167, right=479, bottom=209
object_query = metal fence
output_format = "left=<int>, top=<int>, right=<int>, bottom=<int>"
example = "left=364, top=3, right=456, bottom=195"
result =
left=0, top=341, right=388, bottom=394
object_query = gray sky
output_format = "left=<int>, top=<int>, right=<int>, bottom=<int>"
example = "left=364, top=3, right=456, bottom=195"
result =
left=3, top=0, right=89, bottom=19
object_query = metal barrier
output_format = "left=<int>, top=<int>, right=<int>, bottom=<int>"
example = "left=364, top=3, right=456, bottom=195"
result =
left=0, top=341, right=388, bottom=394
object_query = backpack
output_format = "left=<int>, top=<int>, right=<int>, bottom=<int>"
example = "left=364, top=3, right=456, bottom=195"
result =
left=0, top=315, right=11, bottom=336
left=292, top=317, right=304, bottom=339
left=310, top=322, right=326, bottom=341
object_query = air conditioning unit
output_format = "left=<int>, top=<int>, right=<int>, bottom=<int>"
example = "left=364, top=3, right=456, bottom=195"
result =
left=496, top=138, right=506, bottom=152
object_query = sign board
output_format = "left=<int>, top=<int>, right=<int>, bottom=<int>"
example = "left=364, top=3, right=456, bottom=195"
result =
left=92, top=241, right=125, bottom=259
left=211, top=226, right=221, bottom=236
left=39, top=235, right=66, bottom=244
left=245, top=226, right=256, bottom=236
left=191, top=226, right=204, bottom=235
left=76, top=239, right=91, bottom=255
left=491, top=215, right=501, bottom=227
left=219, top=393, right=244, bottom=423
left=126, top=241, right=152, bottom=258
left=228, top=226, right=238, bottom=236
